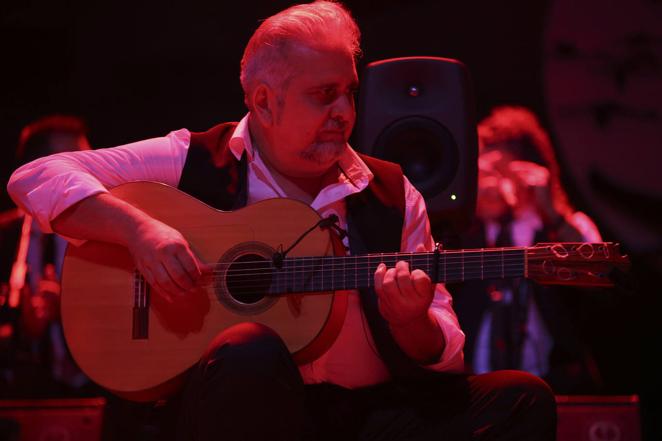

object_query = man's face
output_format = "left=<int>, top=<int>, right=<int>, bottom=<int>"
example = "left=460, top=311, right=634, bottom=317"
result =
left=261, top=45, right=358, bottom=178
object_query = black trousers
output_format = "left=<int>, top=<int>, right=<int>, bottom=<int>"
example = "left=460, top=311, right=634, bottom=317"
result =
left=175, top=323, right=557, bottom=441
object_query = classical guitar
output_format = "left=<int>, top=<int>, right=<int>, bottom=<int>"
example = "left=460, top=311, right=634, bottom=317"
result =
left=60, top=181, right=630, bottom=401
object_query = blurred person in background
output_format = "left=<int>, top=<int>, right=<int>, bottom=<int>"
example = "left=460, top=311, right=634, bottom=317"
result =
left=450, top=105, right=603, bottom=394
left=0, top=114, right=90, bottom=397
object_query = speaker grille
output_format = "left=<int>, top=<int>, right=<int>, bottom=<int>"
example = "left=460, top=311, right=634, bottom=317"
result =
left=374, top=116, right=459, bottom=199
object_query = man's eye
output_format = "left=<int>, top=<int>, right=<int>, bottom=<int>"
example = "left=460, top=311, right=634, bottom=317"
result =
left=317, top=88, right=337, bottom=104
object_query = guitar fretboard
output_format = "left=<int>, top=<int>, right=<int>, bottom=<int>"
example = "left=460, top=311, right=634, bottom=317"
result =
left=260, top=248, right=527, bottom=295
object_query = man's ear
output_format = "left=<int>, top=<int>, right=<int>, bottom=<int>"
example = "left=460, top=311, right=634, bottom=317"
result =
left=251, top=83, right=275, bottom=127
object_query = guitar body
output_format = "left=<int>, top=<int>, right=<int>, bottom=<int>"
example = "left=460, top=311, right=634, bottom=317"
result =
left=61, top=182, right=346, bottom=401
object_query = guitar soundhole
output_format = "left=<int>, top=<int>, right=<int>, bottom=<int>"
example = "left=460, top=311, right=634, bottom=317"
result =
left=226, top=254, right=272, bottom=304
left=216, top=241, right=278, bottom=315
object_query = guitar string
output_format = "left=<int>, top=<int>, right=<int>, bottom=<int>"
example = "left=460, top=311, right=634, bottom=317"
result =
left=204, top=268, right=568, bottom=298
left=135, top=262, right=531, bottom=282
left=200, top=247, right=533, bottom=267
left=134, top=256, right=538, bottom=276
left=203, top=263, right=594, bottom=280
left=201, top=270, right=531, bottom=288
left=133, top=247, right=604, bottom=294
left=199, top=265, right=532, bottom=291
left=204, top=261, right=531, bottom=278
left=216, top=265, right=591, bottom=285
left=207, top=254, right=531, bottom=270
left=203, top=256, right=538, bottom=276
left=135, top=258, right=567, bottom=289
left=203, top=252, right=541, bottom=272
left=200, top=261, right=531, bottom=281
left=207, top=253, right=530, bottom=268
left=201, top=243, right=605, bottom=263
left=136, top=266, right=597, bottom=299
left=200, top=248, right=598, bottom=271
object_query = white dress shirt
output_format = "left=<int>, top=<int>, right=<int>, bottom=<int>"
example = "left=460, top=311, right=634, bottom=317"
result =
left=8, top=114, right=466, bottom=388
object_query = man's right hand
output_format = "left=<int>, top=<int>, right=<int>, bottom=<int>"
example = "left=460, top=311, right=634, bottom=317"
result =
left=128, top=217, right=211, bottom=300
left=51, top=192, right=212, bottom=300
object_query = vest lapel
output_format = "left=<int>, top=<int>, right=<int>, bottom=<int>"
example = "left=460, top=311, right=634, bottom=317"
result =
left=179, top=122, right=247, bottom=210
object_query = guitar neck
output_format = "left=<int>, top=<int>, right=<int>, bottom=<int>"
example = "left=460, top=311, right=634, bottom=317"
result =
left=267, top=248, right=526, bottom=295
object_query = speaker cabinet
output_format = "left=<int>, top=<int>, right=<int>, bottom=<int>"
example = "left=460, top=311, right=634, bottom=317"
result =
left=0, top=398, right=105, bottom=441
left=556, top=395, right=641, bottom=441
left=355, top=56, right=477, bottom=231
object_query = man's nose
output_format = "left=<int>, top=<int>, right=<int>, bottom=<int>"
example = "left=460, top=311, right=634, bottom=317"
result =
left=330, top=93, right=355, bottom=124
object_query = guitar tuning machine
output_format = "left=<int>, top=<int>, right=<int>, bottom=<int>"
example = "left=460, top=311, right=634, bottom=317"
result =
left=550, top=243, right=569, bottom=259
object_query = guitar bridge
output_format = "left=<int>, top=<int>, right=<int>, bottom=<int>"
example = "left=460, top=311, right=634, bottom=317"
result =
left=132, top=270, right=149, bottom=339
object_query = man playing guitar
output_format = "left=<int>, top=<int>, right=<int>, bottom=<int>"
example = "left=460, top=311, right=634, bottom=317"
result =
left=7, top=2, right=561, bottom=440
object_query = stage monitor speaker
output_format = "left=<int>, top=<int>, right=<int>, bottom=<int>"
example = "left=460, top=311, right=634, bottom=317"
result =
left=0, top=397, right=106, bottom=441
left=556, top=395, right=641, bottom=441
left=355, top=56, right=477, bottom=232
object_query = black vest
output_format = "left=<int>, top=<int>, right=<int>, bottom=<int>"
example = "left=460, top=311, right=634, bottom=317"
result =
left=178, top=122, right=428, bottom=380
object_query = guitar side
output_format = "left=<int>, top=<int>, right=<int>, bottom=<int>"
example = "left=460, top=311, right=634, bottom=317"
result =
left=61, top=182, right=345, bottom=401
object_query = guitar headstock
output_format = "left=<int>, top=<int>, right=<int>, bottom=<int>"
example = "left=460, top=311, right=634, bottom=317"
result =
left=526, top=242, right=631, bottom=287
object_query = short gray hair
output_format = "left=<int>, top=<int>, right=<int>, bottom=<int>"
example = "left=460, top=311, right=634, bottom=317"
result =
left=240, top=1, right=361, bottom=108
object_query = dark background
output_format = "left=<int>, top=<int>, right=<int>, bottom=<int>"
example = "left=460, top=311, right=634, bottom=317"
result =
left=1, top=0, right=660, bottom=439
left=0, top=0, right=551, bottom=184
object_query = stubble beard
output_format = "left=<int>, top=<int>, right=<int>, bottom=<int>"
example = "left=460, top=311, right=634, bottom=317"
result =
left=299, top=141, right=346, bottom=166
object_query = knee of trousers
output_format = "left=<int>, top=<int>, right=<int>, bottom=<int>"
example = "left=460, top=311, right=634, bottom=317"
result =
left=200, top=322, right=295, bottom=379
left=494, top=370, right=557, bottom=420
left=179, top=324, right=305, bottom=440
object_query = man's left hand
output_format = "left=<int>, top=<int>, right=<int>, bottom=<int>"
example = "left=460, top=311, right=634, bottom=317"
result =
left=374, top=246, right=434, bottom=328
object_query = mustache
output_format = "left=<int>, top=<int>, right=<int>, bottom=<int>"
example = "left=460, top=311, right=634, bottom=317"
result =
left=325, top=116, right=350, bottom=132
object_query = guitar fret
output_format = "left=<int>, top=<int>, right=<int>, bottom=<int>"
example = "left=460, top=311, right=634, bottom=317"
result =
left=427, top=252, right=431, bottom=281
left=307, top=258, right=314, bottom=292
left=334, top=256, right=339, bottom=290
left=297, top=257, right=303, bottom=291
left=288, top=258, right=293, bottom=293
left=275, top=263, right=281, bottom=294
left=430, top=252, right=435, bottom=279
left=342, top=259, right=347, bottom=289
left=354, top=255, right=358, bottom=290
left=282, top=262, right=287, bottom=292
left=298, top=257, right=302, bottom=292
left=308, top=256, right=314, bottom=291
left=481, top=248, right=484, bottom=280
left=501, top=248, right=505, bottom=279
left=290, top=258, right=296, bottom=292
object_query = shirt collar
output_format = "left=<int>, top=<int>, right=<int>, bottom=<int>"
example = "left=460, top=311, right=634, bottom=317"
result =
left=336, top=146, right=373, bottom=191
left=228, top=114, right=254, bottom=161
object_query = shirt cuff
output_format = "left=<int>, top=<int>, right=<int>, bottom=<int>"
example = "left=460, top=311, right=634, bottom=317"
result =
left=424, top=304, right=466, bottom=373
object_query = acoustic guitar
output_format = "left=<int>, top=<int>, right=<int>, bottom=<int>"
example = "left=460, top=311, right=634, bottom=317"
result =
left=60, top=181, right=630, bottom=401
